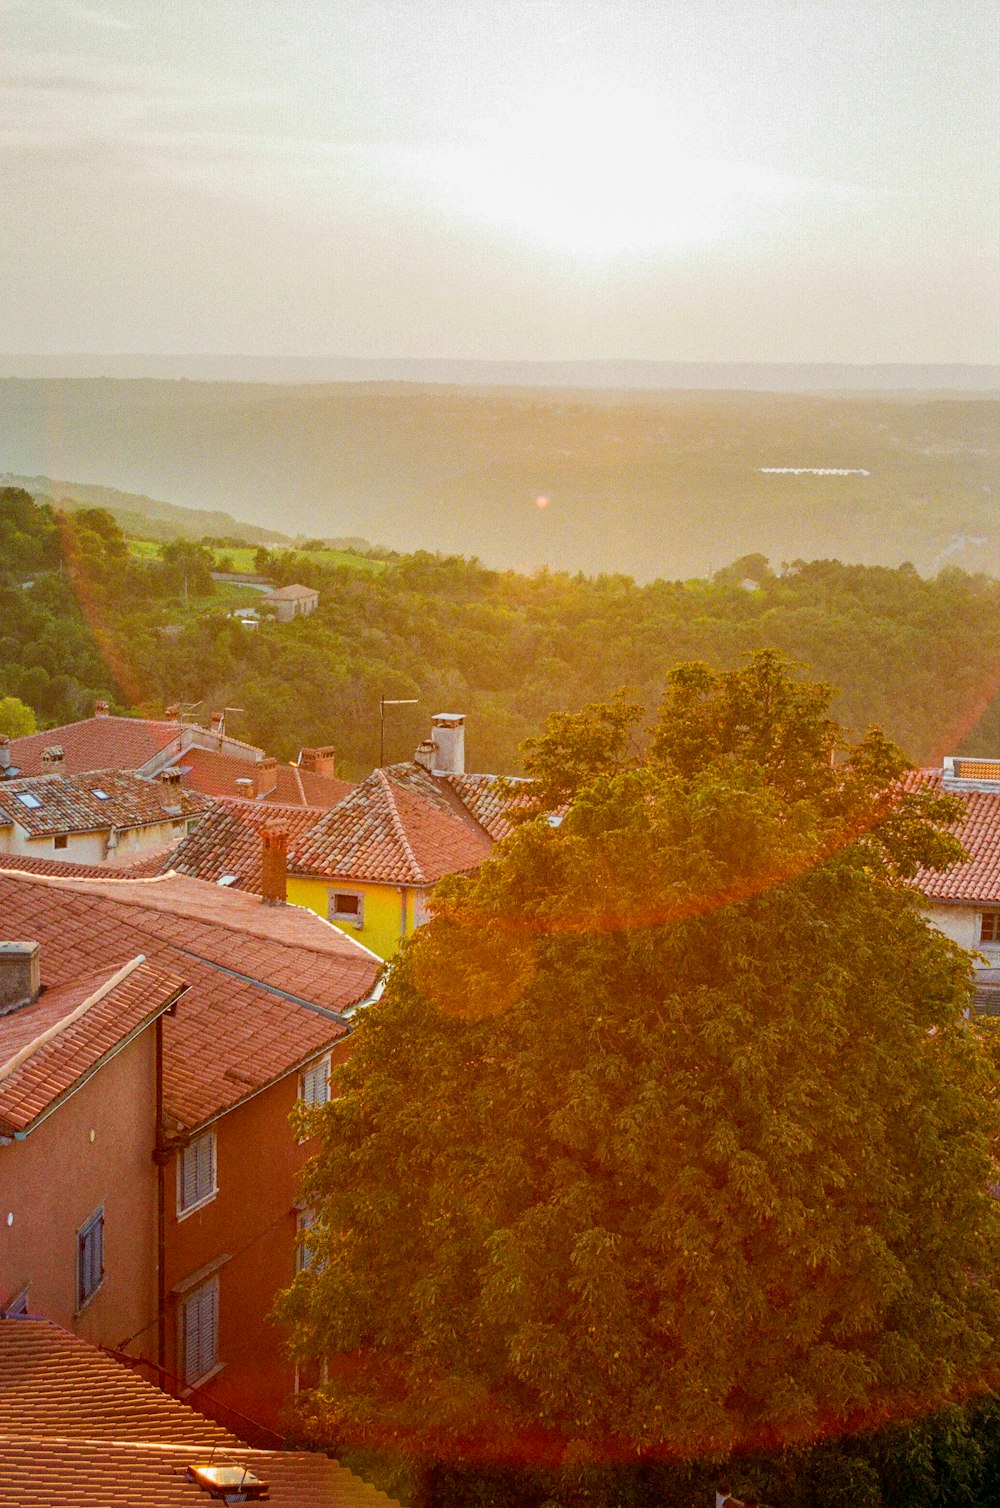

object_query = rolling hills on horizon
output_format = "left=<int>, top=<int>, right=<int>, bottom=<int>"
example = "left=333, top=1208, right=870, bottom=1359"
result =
left=1, top=378, right=996, bottom=581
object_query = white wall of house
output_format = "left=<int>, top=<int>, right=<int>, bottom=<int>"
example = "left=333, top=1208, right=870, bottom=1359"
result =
left=0, top=817, right=187, bottom=863
left=923, top=902, right=1000, bottom=962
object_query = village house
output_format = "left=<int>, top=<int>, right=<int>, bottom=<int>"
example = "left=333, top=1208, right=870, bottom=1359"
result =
left=0, top=857, right=381, bottom=1429
left=912, top=755, right=1000, bottom=1015
left=0, top=766, right=206, bottom=865
left=4, top=704, right=350, bottom=809
left=0, top=943, right=186, bottom=1360
left=0, top=1316, right=400, bottom=1506
left=261, top=582, right=319, bottom=621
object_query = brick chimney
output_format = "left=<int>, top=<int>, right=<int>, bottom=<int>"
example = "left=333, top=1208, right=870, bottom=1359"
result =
left=235, top=777, right=254, bottom=798
left=260, top=827, right=288, bottom=906
left=164, top=705, right=180, bottom=722
left=299, top=746, right=337, bottom=779
left=430, top=713, right=465, bottom=775
left=0, top=942, right=40, bottom=1013
left=255, top=756, right=279, bottom=800
left=93, top=700, right=109, bottom=719
left=158, top=766, right=183, bottom=786
left=40, top=745, right=65, bottom=773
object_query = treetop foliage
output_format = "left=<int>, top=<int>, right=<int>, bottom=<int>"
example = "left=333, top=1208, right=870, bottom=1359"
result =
left=277, top=656, right=1000, bottom=1478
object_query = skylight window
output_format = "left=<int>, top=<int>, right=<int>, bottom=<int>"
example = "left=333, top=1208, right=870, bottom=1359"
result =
left=217, top=874, right=238, bottom=887
left=15, top=792, right=42, bottom=810
left=91, top=788, right=110, bottom=800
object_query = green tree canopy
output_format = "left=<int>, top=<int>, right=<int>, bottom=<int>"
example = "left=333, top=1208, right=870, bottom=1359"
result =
left=278, top=655, right=1000, bottom=1472
left=0, top=695, right=37, bottom=738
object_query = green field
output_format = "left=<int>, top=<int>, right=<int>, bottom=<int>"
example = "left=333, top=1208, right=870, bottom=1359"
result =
left=127, top=539, right=384, bottom=574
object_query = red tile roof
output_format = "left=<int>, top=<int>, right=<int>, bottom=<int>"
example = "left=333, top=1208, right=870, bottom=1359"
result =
left=0, top=957, right=186, bottom=1134
left=0, top=851, right=167, bottom=878
left=291, top=763, right=493, bottom=885
left=0, top=1317, right=401, bottom=1507
left=8, top=716, right=187, bottom=778
left=173, top=747, right=352, bottom=807
left=0, top=769, right=206, bottom=838
left=263, top=582, right=319, bottom=600
left=165, top=797, right=323, bottom=891
left=445, top=772, right=533, bottom=840
left=909, top=770, right=1000, bottom=905
left=0, top=872, right=381, bottom=1133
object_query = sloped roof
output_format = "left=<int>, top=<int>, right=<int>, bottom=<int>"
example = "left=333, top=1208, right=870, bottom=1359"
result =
left=263, top=582, right=319, bottom=600
left=165, top=797, right=323, bottom=891
left=291, top=762, right=493, bottom=885
left=0, top=769, right=206, bottom=838
left=0, top=1317, right=401, bottom=1507
left=0, top=871, right=381, bottom=1132
left=0, top=957, right=186, bottom=1134
left=0, top=851, right=168, bottom=879
left=908, top=770, right=1000, bottom=906
left=6, top=714, right=263, bottom=780
left=445, top=772, right=533, bottom=841
left=172, top=747, right=352, bottom=807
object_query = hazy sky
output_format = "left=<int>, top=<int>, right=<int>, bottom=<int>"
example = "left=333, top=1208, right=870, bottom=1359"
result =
left=2, top=0, right=998, bottom=362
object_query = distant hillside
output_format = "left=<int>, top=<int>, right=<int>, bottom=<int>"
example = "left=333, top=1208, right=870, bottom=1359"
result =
left=1, top=381, right=996, bottom=580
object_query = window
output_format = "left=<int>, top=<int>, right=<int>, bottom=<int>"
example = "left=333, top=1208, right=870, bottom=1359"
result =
left=15, top=792, right=42, bottom=810
left=54, top=834, right=68, bottom=850
left=177, top=1131, right=216, bottom=1217
left=3, top=1285, right=29, bottom=1317
left=300, top=1056, right=331, bottom=1107
left=981, top=912, right=1000, bottom=946
left=91, top=788, right=109, bottom=801
left=329, top=890, right=364, bottom=929
left=77, top=1207, right=104, bottom=1309
left=181, top=1276, right=219, bottom=1386
left=296, top=1208, right=320, bottom=1273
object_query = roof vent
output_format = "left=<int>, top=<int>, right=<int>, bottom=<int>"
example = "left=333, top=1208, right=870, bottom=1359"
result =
left=0, top=942, right=41, bottom=1014
left=185, top=1463, right=270, bottom=1501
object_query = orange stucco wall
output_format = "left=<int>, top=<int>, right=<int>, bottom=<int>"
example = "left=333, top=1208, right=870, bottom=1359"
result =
left=0, top=1027, right=159, bottom=1360
left=163, top=1038, right=352, bottom=1430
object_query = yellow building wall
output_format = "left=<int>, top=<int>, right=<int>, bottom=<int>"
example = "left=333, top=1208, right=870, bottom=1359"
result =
left=287, top=875, right=418, bottom=960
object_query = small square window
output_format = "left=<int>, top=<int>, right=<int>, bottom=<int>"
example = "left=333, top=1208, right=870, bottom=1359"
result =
left=54, top=835, right=68, bottom=850
left=15, top=792, right=42, bottom=810
left=329, top=890, right=364, bottom=929
left=77, top=1207, right=104, bottom=1309
left=91, top=788, right=109, bottom=801
left=981, top=912, right=1000, bottom=946
left=177, top=1131, right=216, bottom=1217
left=181, top=1275, right=219, bottom=1386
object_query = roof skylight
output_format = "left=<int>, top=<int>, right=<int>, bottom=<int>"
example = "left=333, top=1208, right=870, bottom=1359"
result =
left=91, top=788, right=110, bottom=800
left=15, top=792, right=42, bottom=810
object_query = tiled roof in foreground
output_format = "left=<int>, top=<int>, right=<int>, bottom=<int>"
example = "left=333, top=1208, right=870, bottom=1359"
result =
left=0, top=871, right=381, bottom=1132
left=0, top=1316, right=400, bottom=1507
left=907, top=770, right=1000, bottom=906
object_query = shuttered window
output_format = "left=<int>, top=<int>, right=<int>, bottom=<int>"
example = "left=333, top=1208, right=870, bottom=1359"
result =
left=77, top=1207, right=104, bottom=1308
left=182, top=1276, right=219, bottom=1385
left=296, top=1208, right=317, bottom=1273
left=981, top=912, right=1000, bottom=945
left=177, top=1131, right=216, bottom=1216
left=300, top=1057, right=331, bottom=1107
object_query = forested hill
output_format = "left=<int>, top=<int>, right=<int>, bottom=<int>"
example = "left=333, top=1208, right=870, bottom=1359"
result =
left=2, top=487, right=997, bottom=776
left=1, top=381, right=996, bottom=580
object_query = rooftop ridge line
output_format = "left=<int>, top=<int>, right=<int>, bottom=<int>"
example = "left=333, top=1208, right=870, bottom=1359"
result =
left=375, top=767, right=425, bottom=885
left=0, top=953, right=146, bottom=1083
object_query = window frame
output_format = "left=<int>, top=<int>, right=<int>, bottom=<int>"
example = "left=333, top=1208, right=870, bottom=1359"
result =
left=180, top=1274, right=220, bottom=1387
left=980, top=910, right=1000, bottom=947
left=295, top=1208, right=319, bottom=1274
left=329, top=888, right=364, bottom=929
left=176, top=1130, right=217, bottom=1220
left=76, top=1206, right=105, bottom=1311
left=299, top=1055, right=331, bottom=1109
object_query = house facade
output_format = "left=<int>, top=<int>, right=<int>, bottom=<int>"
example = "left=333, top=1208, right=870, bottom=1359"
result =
left=0, top=767, right=205, bottom=865
left=261, top=583, right=319, bottom=621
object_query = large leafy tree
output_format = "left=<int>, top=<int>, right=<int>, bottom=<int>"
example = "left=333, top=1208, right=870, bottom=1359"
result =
left=278, top=654, right=1000, bottom=1471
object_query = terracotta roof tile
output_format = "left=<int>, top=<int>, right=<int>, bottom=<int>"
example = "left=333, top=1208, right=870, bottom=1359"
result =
left=263, top=582, right=319, bottom=600
left=0, top=872, right=381, bottom=1132
left=172, top=748, right=352, bottom=808
left=0, top=1317, right=401, bottom=1507
left=0, top=958, right=186, bottom=1133
left=908, top=770, right=1000, bottom=905
left=7, top=714, right=263, bottom=780
left=0, top=769, right=206, bottom=838
left=0, top=851, right=167, bottom=878
left=445, top=772, right=533, bottom=840
left=292, top=763, right=493, bottom=885
left=165, top=797, right=322, bottom=891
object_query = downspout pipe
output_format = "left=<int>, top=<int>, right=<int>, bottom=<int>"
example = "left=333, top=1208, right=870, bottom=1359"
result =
left=155, top=1012, right=167, bottom=1375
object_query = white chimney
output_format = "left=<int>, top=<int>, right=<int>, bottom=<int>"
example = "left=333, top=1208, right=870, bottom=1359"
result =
left=431, top=713, right=465, bottom=776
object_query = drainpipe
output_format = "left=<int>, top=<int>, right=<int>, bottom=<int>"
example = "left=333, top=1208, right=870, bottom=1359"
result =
left=155, top=1013, right=167, bottom=1374
left=399, top=887, right=407, bottom=940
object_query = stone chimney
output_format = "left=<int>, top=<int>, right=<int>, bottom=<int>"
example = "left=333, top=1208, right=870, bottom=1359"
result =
left=255, top=756, right=279, bottom=800
left=299, top=746, right=337, bottom=780
left=93, top=700, right=109, bottom=719
left=0, top=737, right=10, bottom=772
left=260, top=827, right=288, bottom=905
left=158, top=766, right=183, bottom=786
left=164, top=705, right=180, bottom=722
left=430, top=713, right=465, bottom=776
left=40, top=745, right=64, bottom=773
left=235, top=777, right=254, bottom=799
left=414, top=739, right=435, bottom=772
left=0, top=942, right=40, bottom=1013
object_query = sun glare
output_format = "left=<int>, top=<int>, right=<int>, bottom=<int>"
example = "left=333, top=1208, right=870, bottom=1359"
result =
left=415, top=86, right=798, bottom=257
